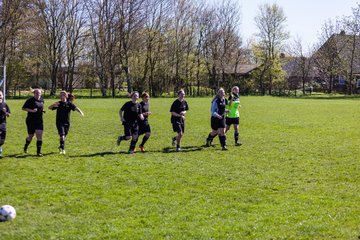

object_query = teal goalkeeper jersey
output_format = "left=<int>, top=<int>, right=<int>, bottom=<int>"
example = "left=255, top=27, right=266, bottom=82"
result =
left=227, top=96, right=240, bottom=118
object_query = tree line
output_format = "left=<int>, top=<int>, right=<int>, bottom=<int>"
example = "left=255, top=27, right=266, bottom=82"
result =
left=1, top=0, right=360, bottom=97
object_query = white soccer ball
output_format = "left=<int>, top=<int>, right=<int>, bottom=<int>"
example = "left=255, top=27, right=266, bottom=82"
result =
left=0, top=205, right=16, bottom=222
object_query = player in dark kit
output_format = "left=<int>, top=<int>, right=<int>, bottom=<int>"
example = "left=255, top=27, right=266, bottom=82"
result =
left=117, top=92, right=144, bottom=154
left=0, top=91, right=10, bottom=158
left=48, top=91, right=84, bottom=154
left=22, top=88, right=45, bottom=156
left=170, top=89, right=189, bottom=152
left=206, top=88, right=228, bottom=150
left=138, top=92, right=151, bottom=152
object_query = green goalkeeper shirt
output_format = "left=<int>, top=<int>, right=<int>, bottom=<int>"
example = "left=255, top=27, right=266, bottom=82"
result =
left=227, top=95, right=240, bottom=118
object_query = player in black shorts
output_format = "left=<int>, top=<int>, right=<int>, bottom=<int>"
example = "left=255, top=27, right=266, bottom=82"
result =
left=138, top=92, right=151, bottom=152
left=206, top=88, right=228, bottom=150
left=22, top=88, right=45, bottom=156
left=48, top=91, right=84, bottom=154
left=170, top=89, right=189, bottom=152
left=117, top=92, right=144, bottom=154
left=0, top=91, right=10, bottom=158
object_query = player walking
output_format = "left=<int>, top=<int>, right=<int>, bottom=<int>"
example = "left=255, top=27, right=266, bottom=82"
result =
left=206, top=88, right=228, bottom=150
left=225, top=86, right=242, bottom=146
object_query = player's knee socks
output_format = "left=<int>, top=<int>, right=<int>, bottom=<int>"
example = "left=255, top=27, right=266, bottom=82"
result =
left=36, top=140, right=42, bottom=154
left=140, top=135, right=149, bottom=146
left=130, top=140, right=137, bottom=150
left=234, top=131, right=239, bottom=142
left=60, top=140, right=65, bottom=149
left=219, top=135, right=226, bottom=147
left=207, top=133, right=215, bottom=140
left=24, top=139, right=31, bottom=151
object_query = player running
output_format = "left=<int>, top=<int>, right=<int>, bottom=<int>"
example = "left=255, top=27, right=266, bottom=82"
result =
left=138, top=92, right=151, bottom=152
left=0, top=91, right=10, bottom=158
left=48, top=91, right=84, bottom=154
left=22, top=88, right=45, bottom=156
left=117, top=92, right=144, bottom=154
left=170, top=89, right=189, bottom=152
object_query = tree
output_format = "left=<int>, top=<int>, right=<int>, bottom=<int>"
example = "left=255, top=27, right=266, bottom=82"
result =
left=34, top=0, right=67, bottom=95
left=254, top=3, right=289, bottom=95
left=63, top=0, right=87, bottom=92
left=313, top=19, right=346, bottom=93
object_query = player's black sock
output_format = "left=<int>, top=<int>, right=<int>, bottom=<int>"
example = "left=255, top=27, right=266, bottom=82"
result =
left=234, top=131, right=239, bottom=143
left=219, top=135, right=226, bottom=147
left=130, top=140, right=137, bottom=150
left=207, top=133, right=214, bottom=141
left=36, top=140, right=42, bottom=154
left=24, top=139, right=31, bottom=152
left=140, top=135, right=149, bottom=146
left=60, top=140, right=65, bottom=150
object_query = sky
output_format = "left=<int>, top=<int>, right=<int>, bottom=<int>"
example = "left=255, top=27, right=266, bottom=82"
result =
left=239, top=0, right=359, bottom=46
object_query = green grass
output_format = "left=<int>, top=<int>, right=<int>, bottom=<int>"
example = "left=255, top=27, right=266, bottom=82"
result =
left=0, top=96, right=359, bottom=239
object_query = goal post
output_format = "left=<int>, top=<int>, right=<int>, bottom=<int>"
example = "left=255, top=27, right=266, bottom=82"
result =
left=0, top=65, right=5, bottom=101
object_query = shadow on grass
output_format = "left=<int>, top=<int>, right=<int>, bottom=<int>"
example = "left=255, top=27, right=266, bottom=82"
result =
left=162, top=145, right=204, bottom=153
left=73, top=151, right=120, bottom=157
left=6, top=152, right=58, bottom=159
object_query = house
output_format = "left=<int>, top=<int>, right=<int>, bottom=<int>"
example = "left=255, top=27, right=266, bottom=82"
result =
left=312, top=30, right=360, bottom=93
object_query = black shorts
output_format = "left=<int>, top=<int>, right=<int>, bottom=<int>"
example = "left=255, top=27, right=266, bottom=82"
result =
left=211, top=116, right=226, bottom=130
left=123, top=121, right=139, bottom=137
left=56, top=123, right=70, bottom=136
left=26, top=119, right=43, bottom=134
left=172, top=120, right=185, bottom=133
left=226, top=117, right=239, bottom=126
left=0, top=129, right=6, bottom=140
left=138, top=121, right=151, bottom=135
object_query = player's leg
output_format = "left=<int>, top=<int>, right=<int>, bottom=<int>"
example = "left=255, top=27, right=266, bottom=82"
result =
left=35, top=129, right=43, bottom=156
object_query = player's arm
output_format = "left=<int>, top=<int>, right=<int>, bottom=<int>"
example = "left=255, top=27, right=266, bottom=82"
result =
left=211, top=101, right=221, bottom=119
left=22, top=107, right=37, bottom=113
left=75, top=107, right=84, bottom=116
left=48, top=102, right=59, bottom=110
left=119, top=109, right=125, bottom=122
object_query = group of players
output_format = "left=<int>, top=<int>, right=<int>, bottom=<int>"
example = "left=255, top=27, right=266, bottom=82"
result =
left=0, top=86, right=241, bottom=157
left=116, top=86, right=241, bottom=153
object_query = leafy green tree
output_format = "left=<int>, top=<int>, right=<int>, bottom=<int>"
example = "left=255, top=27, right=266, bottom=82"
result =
left=254, top=3, right=289, bottom=95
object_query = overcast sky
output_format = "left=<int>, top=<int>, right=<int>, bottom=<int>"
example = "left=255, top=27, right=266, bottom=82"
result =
left=239, top=0, right=359, bottom=46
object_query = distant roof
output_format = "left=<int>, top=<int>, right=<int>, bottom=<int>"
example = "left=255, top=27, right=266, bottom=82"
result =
left=223, top=64, right=260, bottom=74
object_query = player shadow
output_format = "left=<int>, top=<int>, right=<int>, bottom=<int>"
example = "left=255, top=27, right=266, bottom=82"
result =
left=73, top=151, right=119, bottom=157
left=162, top=145, right=204, bottom=153
left=5, top=152, right=58, bottom=159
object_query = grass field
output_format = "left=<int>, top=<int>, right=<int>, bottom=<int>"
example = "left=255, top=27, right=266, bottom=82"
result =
left=0, top=96, right=359, bottom=239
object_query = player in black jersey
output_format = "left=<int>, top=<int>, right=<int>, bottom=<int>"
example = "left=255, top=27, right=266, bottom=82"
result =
left=117, top=92, right=144, bottom=154
left=170, top=89, right=189, bottom=152
left=48, top=91, right=84, bottom=154
left=206, top=88, right=228, bottom=150
left=138, top=92, right=151, bottom=152
left=0, top=91, right=10, bottom=158
left=22, top=89, right=45, bottom=156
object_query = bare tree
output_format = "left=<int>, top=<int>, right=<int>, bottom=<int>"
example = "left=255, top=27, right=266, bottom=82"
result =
left=342, top=4, right=360, bottom=94
left=286, top=37, right=315, bottom=95
left=85, top=0, right=118, bottom=97
left=63, top=0, right=87, bottom=92
left=313, top=19, right=346, bottom=93
left=34, top=0, right=67, bottom=95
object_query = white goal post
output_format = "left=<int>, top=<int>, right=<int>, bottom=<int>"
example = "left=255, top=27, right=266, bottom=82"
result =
left=0, top=65, right=6, bottom=101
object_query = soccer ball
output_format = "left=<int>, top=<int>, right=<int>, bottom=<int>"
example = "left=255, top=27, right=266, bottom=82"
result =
left=0, top=205, right=16, bottom=222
